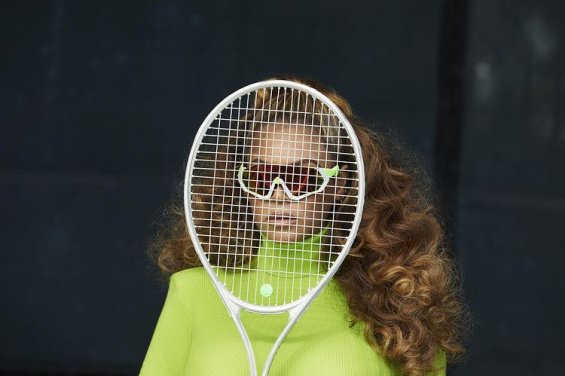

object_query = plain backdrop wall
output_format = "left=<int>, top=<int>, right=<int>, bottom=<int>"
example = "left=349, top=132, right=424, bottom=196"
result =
left=1, top=1, right=563, bottom=375
left=455, top=0, right=564, bottom=374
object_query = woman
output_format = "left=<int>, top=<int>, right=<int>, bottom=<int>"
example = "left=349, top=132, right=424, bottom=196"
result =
left=140, top=76, right=470, bottom=375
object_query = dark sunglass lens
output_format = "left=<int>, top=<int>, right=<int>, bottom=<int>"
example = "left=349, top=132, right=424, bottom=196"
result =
left=246, top=166, right=262, bottom=195
left=306, top=168, right=324, bottom=192
left=287, top=166, right=317, bottom=194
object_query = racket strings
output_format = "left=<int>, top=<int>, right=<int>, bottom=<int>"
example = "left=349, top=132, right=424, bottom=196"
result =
left=190, top=86, right=359, bottom=306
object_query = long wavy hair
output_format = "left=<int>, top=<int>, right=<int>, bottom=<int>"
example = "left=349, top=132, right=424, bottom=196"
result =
left=147, top=76, right=471, bottom=376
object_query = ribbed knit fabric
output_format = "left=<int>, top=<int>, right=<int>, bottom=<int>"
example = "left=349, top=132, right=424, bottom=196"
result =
left=140, top=232, right=447, bottom=375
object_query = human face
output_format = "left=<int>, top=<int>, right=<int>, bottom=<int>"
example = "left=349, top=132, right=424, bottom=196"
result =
left=246, top=123, right=345, bottom=243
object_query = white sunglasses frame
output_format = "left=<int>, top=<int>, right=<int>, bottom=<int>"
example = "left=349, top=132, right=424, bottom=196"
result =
left=238, top=164, right=340, bottom=201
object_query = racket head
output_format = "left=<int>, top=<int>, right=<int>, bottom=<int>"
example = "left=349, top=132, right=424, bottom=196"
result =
left=184, top=80, right=365, bottom=313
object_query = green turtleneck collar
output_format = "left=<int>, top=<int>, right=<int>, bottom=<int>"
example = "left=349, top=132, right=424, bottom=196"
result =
left=255, top=226, right=330, bottom=277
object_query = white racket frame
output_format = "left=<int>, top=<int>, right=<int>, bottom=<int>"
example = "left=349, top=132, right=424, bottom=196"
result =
left=183, top=80, right=365, bottom=376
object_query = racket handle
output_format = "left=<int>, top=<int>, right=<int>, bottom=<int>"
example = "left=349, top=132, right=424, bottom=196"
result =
left=223, top=301, right=258, bottom=376
left=260, top=307, right=304, bottom=376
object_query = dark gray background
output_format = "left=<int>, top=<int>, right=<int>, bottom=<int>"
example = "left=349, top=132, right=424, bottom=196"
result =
left=1, top=1, right=563, bottom=375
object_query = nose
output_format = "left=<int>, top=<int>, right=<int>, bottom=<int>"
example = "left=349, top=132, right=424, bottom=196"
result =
left=270, top=178, right=288, bottom=201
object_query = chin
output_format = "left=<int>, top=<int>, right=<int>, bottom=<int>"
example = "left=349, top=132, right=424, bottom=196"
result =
left=265, top=231, right=300, bottom=243
left=259, top=226, right=306, bottom=244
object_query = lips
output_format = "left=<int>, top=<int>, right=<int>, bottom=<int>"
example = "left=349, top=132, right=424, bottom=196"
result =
left=267, top=212, right=297, bottom=223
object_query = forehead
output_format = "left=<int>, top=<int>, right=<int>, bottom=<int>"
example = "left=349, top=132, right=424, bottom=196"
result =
left=249, top=123, right=328, bottom=165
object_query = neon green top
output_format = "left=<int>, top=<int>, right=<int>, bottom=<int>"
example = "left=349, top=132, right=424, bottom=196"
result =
left=140, top=231, right=447, bottom=375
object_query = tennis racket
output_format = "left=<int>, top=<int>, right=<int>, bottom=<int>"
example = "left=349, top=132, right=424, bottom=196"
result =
left=183, top=79, right=365, bottom=376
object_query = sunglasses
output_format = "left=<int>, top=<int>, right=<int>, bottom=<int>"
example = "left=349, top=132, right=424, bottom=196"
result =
left=237, top=163, right=340, bottom=201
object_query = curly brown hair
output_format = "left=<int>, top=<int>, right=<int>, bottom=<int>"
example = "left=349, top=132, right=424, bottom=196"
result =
left=147, top=76, right=471, bottom=376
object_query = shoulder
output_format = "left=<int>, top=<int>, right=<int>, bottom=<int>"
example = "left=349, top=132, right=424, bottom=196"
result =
left=168, top=267, right=230, bottom=322
left=170, top=266, right=209, bottom=284
left=169, top=267, right=213, bottom=296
